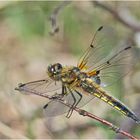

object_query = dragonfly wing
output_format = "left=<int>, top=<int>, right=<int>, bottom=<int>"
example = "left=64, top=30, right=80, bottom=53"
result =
left=78, top=26, right=116, bottom=70
left=73, top=87, right=95, bottom=108
left=77, top=26, right=136, bottom=87
left=15, top=78, right=62, bottom=97
left=93, top=45, right=135, bottom=87
left=43, top=100, right=69, bottom=117
left=44, top=87, right=95, bottom=117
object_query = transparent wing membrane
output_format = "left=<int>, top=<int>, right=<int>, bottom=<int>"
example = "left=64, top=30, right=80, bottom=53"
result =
left=78, top=26, right=135, bottom=87
left=93, top=45, right=134, bottom=87
left=78, top=26, right=114, bottom=70
left=44, top=87, right=94, bottom=117
left=43, top=100, right=69, bottom=117
left=15, top=78, right=62, bottom=96
left=16, top=80, right=95, bottom=117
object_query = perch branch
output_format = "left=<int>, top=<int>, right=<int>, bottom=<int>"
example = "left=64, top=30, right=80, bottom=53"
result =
left=59, top=100, right=139, bottom=140
left=23, top=91, right=139, bottom=140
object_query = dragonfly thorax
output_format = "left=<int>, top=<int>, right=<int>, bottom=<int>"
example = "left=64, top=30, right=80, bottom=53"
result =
left=60, top=67, right=80, bottom=84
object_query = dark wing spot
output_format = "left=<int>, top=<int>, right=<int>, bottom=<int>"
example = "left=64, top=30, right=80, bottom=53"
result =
left=124, top=46, right=131, bottom=50
left=107, top=61, right=110, bottom=65
left=43, top=104, right=48, bottom=109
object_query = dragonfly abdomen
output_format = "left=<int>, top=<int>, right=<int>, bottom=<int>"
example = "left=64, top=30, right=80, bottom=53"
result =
left=94, top=87, right=140, bottom=123
left=80, top=78, right=140, bottom=123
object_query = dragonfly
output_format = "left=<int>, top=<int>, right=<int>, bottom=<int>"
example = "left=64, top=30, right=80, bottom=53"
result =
left=15, top=26, right=140, bottom=123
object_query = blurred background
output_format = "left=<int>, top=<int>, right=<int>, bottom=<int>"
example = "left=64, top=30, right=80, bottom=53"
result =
left=0, top=1, right=140, bottom=139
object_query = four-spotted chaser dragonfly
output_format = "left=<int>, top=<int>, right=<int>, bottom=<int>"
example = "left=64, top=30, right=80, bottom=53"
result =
left=15, top=26, right=140, bottom=123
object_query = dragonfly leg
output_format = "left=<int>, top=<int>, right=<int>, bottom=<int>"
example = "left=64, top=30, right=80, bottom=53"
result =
left=67, top=90, right=83, bottom=117
left=44, top=86, right=66, bottom=109
left=74, top=90, right=82, bottom=106
left=50, top=85, right=65, bottom=100
left=66, top=89, right=76, bottom=118
left=66, top=89, right=82, bottom=118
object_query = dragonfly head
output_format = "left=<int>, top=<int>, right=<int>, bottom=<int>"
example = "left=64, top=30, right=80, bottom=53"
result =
left=71, top=67, right=80, bottom=75
left=47, top=63, right=63, bottom=80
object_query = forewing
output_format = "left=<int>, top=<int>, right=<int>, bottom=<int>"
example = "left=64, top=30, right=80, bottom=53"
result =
left=77, top=26, right=115, bottom=71
left=15, top=78, right=62, bottom=97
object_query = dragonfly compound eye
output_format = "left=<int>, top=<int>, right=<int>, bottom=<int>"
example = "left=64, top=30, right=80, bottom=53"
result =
left=54, top=63, right=62, bottom=73
left=48, top=64, right=54, bottom=73
left=72, top=67, right=80, bottom=75
left=72, top=67, right=80, bottom=72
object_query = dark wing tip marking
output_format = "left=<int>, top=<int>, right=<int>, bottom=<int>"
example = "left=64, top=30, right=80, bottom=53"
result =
left=15, top=87, right=19, bottom=91
left=98, top=26, right=103, bottom=31
left=43, top=104, right=48, bottom=109
left=15, top=83, right=25, bottom=91
left=124, top=46, right=132, bottom=50
left=90, top=44, right=94, bottom=48
left=18, top=83, right=25, bottom=87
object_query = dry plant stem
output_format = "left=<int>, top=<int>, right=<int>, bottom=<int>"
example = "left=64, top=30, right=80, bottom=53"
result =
left=65, top=103, right=138, bottom=140
left=49, top=1, right=71, bottom=35
left=92, top=1, right=140, bottom=32
left=75, top=108, right=138, bottom=140
left=32, top=92, right=138, bottom=140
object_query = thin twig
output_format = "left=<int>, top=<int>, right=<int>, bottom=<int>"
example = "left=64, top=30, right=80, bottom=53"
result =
left=49, top=1, right=71, bottom=35
left=92, top=1, right=140, bottom=32
left=59, top=100, right=139, bottom=140
left=75, top=108, right=138, bottom=140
